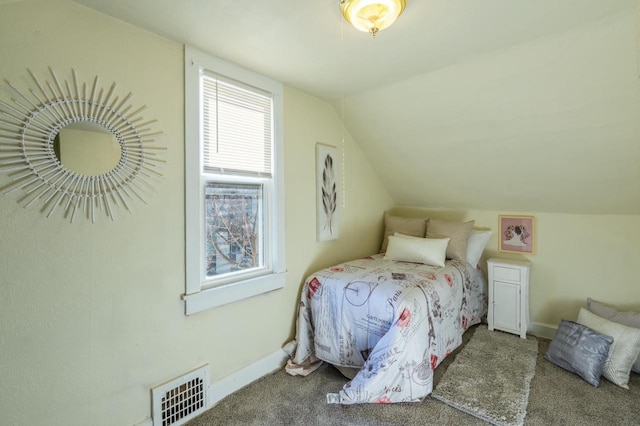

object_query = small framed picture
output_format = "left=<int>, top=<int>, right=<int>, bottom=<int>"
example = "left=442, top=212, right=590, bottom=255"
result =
left=498, top=215, right=535, bottom=254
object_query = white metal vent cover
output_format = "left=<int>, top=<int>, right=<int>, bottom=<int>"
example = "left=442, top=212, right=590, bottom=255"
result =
left=152, top=364, right=209, bottom=426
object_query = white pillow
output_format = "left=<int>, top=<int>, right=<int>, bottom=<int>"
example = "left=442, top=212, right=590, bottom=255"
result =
left=466, top=230, right=491, bottom=268
left=384, top=234, right=449, bottom=267
left=576, top=308, right=640, bottom=389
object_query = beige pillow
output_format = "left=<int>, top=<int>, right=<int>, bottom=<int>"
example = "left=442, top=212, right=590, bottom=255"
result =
left=576, top=308, right=640, bottom=389
left=426, top=219, right=475, bottom=260
left=379, top=213, right=428, bottom=253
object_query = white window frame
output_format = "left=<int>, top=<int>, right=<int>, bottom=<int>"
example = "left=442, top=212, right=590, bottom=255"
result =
left=183, top=46, right=286, bottom=315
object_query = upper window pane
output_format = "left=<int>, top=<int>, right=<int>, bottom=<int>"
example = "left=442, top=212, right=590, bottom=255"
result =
left=202, top=74, right=272, bottom=177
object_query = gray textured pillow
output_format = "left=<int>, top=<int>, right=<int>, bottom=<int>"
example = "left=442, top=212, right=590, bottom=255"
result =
left=379, top=213, right=427, bottom=253
left=544, top=320, right=613, bottom=387
left=587, top=297, right=640, bottom=373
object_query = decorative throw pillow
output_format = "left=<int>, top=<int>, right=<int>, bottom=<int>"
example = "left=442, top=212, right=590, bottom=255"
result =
left=587, top=298, right=640, bottom=373
left=384, top=235, right=449, bottom=267
left=544, top=320, right=613, bottom=387
left=425, top=219, right=475, bottom=260
left=466, top=230, right=491, bottom=268
left=576, top=308, right=640, bottom=389
left=379, top=213, right=428, bottom=253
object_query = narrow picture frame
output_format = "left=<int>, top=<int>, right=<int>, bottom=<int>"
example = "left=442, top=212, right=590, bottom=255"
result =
left=498, top=215, right=535, bottom=254
left=316, top=143, right=340, bottom=241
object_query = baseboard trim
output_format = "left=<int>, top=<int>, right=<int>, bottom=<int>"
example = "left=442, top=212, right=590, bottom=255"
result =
left=209, top=348, right=290, bottom=407
left=528, top=322, right=557, bottom=340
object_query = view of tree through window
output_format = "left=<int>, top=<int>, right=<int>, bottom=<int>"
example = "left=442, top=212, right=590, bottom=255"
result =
left=205, top=183, right=263, bottom=277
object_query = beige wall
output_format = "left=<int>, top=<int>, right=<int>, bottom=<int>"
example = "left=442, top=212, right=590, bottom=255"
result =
left=390, top=206, right=640, bottom=336
left=0, top=1, right=393, bottom=425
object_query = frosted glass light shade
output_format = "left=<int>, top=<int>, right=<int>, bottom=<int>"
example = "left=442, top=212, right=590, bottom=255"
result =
left=340, top=0, right=407, bottom=37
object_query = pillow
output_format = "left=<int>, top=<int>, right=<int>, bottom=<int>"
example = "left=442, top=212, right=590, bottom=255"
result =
left=576, top=308, right=640, bottom=389
left=379, top=213, right=428, bottom=253
left=425, top=219, right=475, bottom=260
left=587, top=298, right=640, bottom=373
left=393, top=232, right=418, bottom=239
left=466, top=230, right=492, bottom=268
left=544, top=320, right=613, bottom=387
left=384, top=234, right=449, bottom=267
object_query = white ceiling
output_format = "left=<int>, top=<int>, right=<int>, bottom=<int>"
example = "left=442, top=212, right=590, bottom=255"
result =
left=72, top=0, right=632, bottom=101
left=72, top=0, right=640, bottom=215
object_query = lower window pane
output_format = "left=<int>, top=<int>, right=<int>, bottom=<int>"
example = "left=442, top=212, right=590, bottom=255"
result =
left=205, top=182, right=263, bottom=278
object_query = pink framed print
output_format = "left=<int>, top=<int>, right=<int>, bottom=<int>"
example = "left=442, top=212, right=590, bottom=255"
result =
left=498, top=215, right=535, bottom=254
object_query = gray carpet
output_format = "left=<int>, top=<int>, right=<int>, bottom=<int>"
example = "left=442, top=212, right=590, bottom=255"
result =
left=187, top=325, right=640, bottom=425
left=432, top=326, right=538, bottom=426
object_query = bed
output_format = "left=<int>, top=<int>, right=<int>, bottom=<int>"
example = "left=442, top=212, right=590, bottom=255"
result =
left=286, top=216, right=489, bottom=404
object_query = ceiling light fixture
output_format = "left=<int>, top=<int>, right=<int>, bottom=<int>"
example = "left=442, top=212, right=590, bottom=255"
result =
left=339, top=0, right=407, bottom=38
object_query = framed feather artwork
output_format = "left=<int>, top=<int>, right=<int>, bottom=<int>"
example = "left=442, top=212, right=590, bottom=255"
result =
left=316, top=143, right=340, bottom=241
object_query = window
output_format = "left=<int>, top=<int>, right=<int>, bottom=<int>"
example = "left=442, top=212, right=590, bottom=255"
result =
left=184, top=47, right=286, bottom=315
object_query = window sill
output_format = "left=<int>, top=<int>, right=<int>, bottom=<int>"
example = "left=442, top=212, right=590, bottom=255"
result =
left=183, top=272, right=287, bottom=315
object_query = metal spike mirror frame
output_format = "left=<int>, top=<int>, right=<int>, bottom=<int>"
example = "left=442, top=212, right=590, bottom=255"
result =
left=0, top=67, right=166, bottom=222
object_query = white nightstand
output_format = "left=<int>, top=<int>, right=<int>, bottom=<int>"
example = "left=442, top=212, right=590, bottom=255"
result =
left=487, top=258, right=531, bottom=339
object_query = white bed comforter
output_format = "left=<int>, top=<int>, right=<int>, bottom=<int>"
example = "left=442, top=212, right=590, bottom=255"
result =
left=287, top=254, right=487, bottom=404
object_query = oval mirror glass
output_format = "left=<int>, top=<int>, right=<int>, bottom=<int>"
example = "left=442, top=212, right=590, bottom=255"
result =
left=53, top=121, right=121, bottom=175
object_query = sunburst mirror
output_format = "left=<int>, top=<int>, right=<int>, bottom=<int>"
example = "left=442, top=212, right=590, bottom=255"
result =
left=0, top=67, right=166, bottom=222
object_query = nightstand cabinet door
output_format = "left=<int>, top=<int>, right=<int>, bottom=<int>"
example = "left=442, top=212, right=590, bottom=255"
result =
left=487, top=258, right=531, bottom=339
left=492, top=280, right=520, bottom=333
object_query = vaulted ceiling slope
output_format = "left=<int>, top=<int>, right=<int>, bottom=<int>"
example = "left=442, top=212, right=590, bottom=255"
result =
left=72, top=0, right=640, bottom=215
